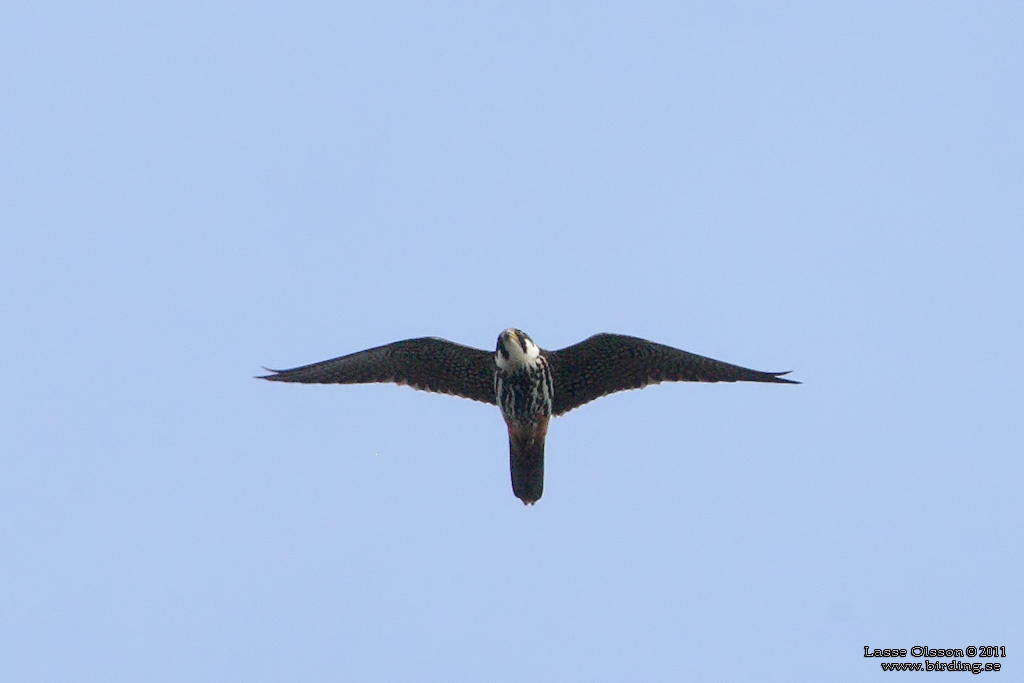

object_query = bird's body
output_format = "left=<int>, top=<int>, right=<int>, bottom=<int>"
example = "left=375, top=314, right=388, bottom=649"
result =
left=260, top=329, right=797, bottom=504
left=494, top=330, right=554, bottom=503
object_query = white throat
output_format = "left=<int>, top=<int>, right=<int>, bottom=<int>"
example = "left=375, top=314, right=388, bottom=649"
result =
left=496, top=329, right=540, bottom=371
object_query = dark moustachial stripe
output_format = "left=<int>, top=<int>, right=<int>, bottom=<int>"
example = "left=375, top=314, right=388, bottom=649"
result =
left=516, top=331, right=529, bottom=354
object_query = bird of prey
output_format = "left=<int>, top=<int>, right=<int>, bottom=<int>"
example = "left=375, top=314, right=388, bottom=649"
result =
left=260, top=329, right=798, bottom=505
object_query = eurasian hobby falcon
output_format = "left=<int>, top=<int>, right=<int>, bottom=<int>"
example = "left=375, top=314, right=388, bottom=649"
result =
left=260, top=329, right=798, bottom=505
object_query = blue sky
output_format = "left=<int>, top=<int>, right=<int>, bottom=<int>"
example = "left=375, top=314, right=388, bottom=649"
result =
left=2, top=2, right=1022, bottom=681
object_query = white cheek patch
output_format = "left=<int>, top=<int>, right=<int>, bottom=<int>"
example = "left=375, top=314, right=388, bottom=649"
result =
left=496, top=332, right=539, bottom=370
left=521, top=338, right=540, bottom=362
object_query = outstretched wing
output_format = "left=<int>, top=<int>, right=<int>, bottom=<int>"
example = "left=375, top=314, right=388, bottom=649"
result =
left=546, top=333, right=798, bottom=416
left=259, top=337, right=497, bottom=405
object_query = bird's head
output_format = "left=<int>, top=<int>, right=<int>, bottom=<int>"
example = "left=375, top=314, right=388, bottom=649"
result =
left=495, top=328, right=540, bottom=370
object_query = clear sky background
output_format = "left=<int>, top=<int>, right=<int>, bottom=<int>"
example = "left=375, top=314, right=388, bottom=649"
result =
left=2, top=2, right=1022, bottom=681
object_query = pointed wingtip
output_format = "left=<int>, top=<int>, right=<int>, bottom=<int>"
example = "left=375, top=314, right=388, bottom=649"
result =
left=773, top=371, right=801, bottom=385
left=255, top=366, right=283, bottom=380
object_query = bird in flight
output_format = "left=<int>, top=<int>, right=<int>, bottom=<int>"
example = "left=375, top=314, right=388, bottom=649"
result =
left=260, top=329, right=798, bottom=505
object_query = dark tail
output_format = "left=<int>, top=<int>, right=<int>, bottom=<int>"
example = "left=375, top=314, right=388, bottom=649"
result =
left=509, top=429, right=546, bottom=505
